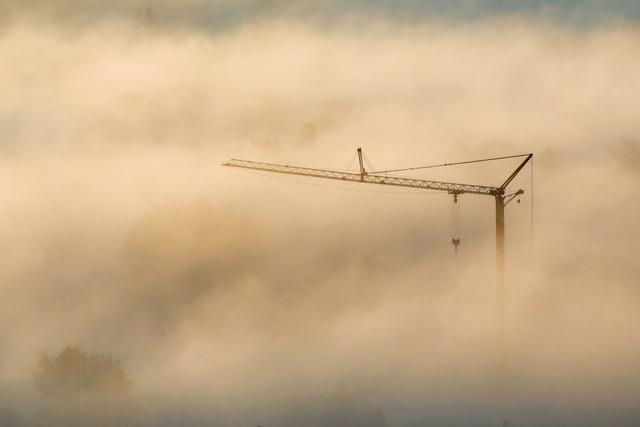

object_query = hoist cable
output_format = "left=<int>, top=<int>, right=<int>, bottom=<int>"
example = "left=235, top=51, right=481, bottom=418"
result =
left=451, top=200, right=454, bottom=241
left=530, top=156, right=535, bottom=245
left=459, top=195, right=463, bottom=241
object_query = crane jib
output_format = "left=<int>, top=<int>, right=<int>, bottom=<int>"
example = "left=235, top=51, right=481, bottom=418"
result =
left=223, top=149, right=534, bottom=363
left=223, top=159, right=501, bottom=196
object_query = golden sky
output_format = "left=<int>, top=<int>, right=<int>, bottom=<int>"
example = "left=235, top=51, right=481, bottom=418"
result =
left=1, top=3, right=640, bottom=426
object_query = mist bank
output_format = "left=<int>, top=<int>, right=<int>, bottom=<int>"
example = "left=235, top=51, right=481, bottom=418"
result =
left=1, top=17, right=640, bottom=427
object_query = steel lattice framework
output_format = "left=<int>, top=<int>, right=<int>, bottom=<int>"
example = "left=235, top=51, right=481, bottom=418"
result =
left=223, top=159, right=501, bottom=196
left=223, top=149, right=533, bottom=336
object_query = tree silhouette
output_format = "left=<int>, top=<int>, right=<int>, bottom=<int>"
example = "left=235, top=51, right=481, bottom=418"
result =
left=35, top=346, right=132, bottom=400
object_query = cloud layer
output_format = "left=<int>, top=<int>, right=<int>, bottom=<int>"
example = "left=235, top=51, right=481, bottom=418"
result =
left=1, top=12, right=640, bottom=427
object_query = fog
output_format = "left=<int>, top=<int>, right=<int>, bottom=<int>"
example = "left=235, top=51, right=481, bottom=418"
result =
left=1, top=6, right=640, bottom=427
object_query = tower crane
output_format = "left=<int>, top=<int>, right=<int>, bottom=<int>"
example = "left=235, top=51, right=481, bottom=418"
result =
left=223, top=148, right=533, bottom=323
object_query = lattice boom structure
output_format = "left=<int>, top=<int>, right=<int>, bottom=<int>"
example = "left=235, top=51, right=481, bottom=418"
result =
left=223, top=149, right=534, bottom=367
left=223, top=159, right=501, bottom=196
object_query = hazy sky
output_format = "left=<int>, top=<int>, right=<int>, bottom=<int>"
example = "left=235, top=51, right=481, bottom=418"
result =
left=4, top=0, right=640, bottom=30
left=1, top=2, right=640, bottom=427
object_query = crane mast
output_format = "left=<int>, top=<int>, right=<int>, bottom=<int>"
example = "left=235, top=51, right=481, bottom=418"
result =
left=224, top=148, right=532, bottom=427
left=223, top=149, right=533, bottom=325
